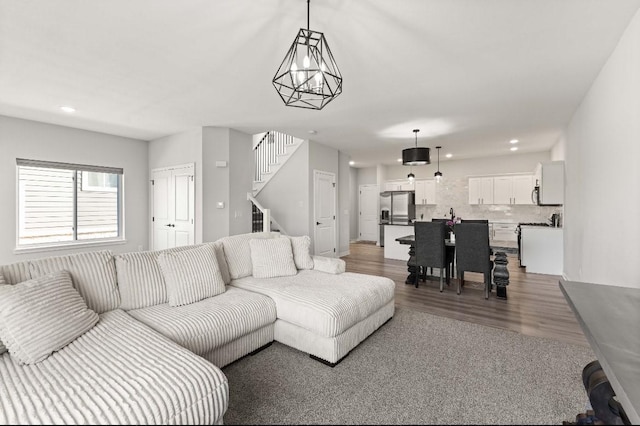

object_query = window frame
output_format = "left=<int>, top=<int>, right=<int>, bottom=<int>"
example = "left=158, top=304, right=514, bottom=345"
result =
left=15, top=158, right=125, bottom=252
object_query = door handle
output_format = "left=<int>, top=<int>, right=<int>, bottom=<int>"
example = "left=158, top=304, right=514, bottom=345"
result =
left=316, top=222, right=321, bottom=225
left=166, top=224, right=175, bottom=227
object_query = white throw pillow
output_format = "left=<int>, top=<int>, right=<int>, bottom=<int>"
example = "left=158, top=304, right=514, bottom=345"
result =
left=0, top=270, right=99, bottom=365
left=220, top=232, right=277, bottom=280
left=157, top=244, right=226, bottom=307
left=285, top=235, right=314, bottom=270
left=250, top=238, right=298, bottom=279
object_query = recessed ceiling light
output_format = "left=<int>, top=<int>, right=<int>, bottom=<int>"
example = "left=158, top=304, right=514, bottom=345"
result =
left=510, top=139, right=519, bottom=144
left=60, top=106, right=76, bottom=113
left=308, top=130, right=317, bottom=134
left=397, top=158, right=402, bottom=162
left=510, top=146, right=518, bottom=151
left=349, top=161, right=355, bottom=166
left=445, top=153, right=452, bottom=158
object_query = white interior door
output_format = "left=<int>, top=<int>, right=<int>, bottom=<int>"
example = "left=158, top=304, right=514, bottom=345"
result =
left=314, top=170, right=336, bottom=257
left=151, top=164, right=195, bottom=250
left=359, top=184, right=378, bottom=241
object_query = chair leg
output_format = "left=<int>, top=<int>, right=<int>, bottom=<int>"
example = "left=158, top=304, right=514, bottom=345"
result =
left=457, top=271, right=463, bottom=295
left=485, top=272, right=490, bottom=299
left=415, top=267, right=420, bottom=288
left=439, top=268, right=444, bottom=292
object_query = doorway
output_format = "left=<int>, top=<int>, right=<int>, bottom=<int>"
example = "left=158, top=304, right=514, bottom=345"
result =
left=313, top=170, right=336, bottom=257
left=151, top=163, right=195, bottom=250
left=359, top=184, right=379, bottom=242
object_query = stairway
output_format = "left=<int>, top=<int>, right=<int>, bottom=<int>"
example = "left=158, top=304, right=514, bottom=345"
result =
left=252, top=131, right=304, bottom=196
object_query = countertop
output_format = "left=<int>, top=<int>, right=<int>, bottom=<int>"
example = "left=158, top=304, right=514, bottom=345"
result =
left=560, top=280, right=640, bottom=424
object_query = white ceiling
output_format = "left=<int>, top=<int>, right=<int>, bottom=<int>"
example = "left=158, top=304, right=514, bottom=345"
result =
left=1, top=0, right=639, bottom=167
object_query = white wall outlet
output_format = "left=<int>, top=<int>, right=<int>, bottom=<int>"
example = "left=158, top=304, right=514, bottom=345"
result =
left=216, top=201, right=225, bottom=209
left=215, top=161, right=228, bottom=168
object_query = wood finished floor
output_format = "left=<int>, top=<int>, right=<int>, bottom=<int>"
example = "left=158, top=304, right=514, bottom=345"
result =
left=342, top=242, right=588, bottom=348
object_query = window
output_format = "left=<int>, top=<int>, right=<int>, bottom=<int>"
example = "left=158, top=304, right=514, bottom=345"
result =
left=17, top=159, right=124, bottom=247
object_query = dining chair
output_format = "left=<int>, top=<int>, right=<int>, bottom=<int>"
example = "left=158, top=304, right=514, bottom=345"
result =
left=413, top=221, right=449, bottom=291
left=461, top=219, right=489, bottom=223
left=454, top=223, right=494, bottom=298
left=432, top=218, right=455, bottom=277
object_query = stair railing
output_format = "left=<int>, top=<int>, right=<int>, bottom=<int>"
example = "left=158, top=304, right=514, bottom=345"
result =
left=253, top=131, right=296, bottom=183
left=247, top=192, right=286, bottom=235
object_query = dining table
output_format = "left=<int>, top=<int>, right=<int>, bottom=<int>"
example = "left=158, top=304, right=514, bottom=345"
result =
left=395, top=234, right=455, bottom=285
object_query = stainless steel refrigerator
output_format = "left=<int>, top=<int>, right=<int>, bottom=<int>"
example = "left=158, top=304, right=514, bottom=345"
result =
left=379, top=191, right=415, bottom=246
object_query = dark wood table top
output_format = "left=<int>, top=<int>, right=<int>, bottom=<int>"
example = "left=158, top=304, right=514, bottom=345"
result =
left=396, top=234, right=455, bottom=246
left=559, top=279, right=640, bottom=424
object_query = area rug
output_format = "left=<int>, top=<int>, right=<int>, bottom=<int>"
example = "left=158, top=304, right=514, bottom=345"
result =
left=222, top=307, right=594, bottom=425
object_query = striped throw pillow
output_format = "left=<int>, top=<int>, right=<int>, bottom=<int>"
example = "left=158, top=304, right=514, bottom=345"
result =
left=286, top=235, right=314, bottom=270
left=250, top=238, right=298, bottom=279
left=0, top=270, right=99, bottom=365
left=157, top=244, right=226, bottom=307
left=0, top=273, right=5, bottom=355
left=29, top=250, right=119, bottom=314
left=220, top=232, right=276, bottom=280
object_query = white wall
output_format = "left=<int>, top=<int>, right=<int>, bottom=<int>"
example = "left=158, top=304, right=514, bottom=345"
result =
left=0, top=116, right=148, bottom=264
left=256, top=142, right=310, bottom=237
left=202, top=127, right=230, bottom=242
left=338, top=151, right=351, bottom=256
left=228, top=129, right=253, bottom=237
left=349, top=167, right=359, bottom=241
left=564, top=8, right=640, bottom=287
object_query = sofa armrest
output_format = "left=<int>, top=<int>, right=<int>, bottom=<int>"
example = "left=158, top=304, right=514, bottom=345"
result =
left=312, top=256, right=346, bottom=274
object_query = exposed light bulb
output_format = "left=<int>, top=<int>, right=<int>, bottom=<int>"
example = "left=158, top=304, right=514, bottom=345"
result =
left=60, top=106, right=76, bottom=113
left=408, top=172, right=415, bottom=184
left=290, top=63, right=298, bottom=72
left=303, top=55, right=310, bottom=69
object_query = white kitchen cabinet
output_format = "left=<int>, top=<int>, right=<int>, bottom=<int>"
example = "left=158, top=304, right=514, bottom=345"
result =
left=414, top=179, right=436, bottom=205
left=468, top=177, right=494, bottom=205
left=492, top=222, right=517, bottom=242
left=491, top=175, right=534, bottom=205
left=385, top=180, right=414, bottom=191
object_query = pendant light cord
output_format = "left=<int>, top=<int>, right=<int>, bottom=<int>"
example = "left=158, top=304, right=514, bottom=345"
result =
left=307, top=0, right=310, bottom=31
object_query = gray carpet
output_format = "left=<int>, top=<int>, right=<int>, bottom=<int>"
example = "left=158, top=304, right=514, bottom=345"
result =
left=222, top=307, right=595, bottom=425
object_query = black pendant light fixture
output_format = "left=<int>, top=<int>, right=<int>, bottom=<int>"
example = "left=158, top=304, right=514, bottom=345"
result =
left=434, top=146, right=443, bottom=182
left=402, top=129, right=430, bottom=166
left=272, top=0, right=343, bottom=110
left=407, top=167, right=415, bottom=184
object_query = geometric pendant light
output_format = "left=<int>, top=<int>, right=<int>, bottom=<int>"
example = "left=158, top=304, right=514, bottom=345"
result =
left=402, top=129, right=430, bottom=166
left=272, top=0, right=343, bottom=110
left=434, top=146, right=443, bottom=182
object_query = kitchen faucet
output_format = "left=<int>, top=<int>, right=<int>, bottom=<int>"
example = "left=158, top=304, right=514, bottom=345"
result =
left=449, top=208, right=455, bottom=221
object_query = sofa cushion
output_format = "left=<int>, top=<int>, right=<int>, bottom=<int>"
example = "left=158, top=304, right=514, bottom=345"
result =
left=127, top=287, right=276, bottom=357
left=0, top=270, right=99, bottom=365
left=0, top=309, right=229, bottom=425
left=211, top=241, right=231, bottom=284
left=285, top=235, right=314, bottom=270
left=230, top=270, right=395, bottom=338
left=220, top=232, right=277, bottom=280
left=115, top=244, right=206, bottom=310
left=0, top=262, right=31, bottom=285
left=29, top=250, right=119, bottom=314
left=250, top=238, right=297, bottom=279
left=158, top=244, right=226, bottom=307
left=0, top=276, right=6, bottom=355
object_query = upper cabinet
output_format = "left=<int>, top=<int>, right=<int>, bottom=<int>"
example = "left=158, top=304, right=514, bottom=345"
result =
left=493, top=175, right=534, bottom=205
left=385, top=181, right=414, bottom=191
left=468, top=177, right=494, bottom=205
left=415, top=179, right=436, bottom=205
left=469, top=174, right=534, bottom=205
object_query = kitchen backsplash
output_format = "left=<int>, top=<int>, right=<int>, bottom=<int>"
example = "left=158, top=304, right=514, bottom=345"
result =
left=414, top=177, right=563, bottom=224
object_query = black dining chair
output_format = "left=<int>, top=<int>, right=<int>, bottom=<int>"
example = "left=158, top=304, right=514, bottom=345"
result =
left=461, top=219, right=489, bottom=223
left=413, top=221, right=449, bottom=291
left=432, top=218, right=455, bottom=278
left=454, top=223, right=494, bottom=299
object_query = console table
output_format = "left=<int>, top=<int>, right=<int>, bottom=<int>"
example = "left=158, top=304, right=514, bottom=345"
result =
left=559, top=279, right=639, bottom=424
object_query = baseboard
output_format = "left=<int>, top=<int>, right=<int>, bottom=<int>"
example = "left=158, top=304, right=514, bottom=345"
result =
left=339, top=250, right=350, bottom=257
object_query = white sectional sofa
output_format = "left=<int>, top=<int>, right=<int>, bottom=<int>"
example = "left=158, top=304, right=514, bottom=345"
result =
left=0, top=232, right=395, bottom=424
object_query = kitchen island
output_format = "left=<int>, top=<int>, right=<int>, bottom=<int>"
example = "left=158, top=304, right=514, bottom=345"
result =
left=520, top=226, right=563, bottom=274
left=383, top=223, right=414, bottom=260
